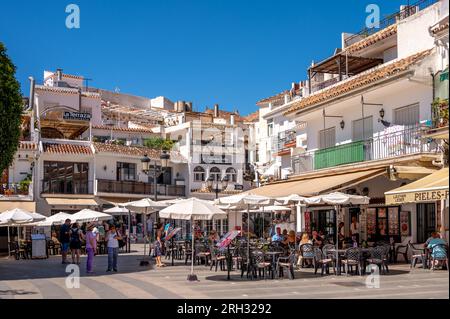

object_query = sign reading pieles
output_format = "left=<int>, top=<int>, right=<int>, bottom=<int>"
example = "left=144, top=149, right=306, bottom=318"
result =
left=386, top=189, right=449, bottom=205
left=63, top=111, right=91, bottom=121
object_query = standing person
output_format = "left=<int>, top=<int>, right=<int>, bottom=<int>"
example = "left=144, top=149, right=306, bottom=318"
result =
left=59, top=219, right=71, bottom=264
left=106, top=225, right=122, bottom=272
left=154, top=233, right=165, bottom=267
left=69, top=222, right=82, bottom=265
left=85, top=223, right=97, bottom=274
left=350, top=216, right=360, bottom=243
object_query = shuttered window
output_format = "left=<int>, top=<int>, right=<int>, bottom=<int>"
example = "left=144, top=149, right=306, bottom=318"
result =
left=352, top=116, right=373, bottom=141
left=319, top=127, right=336, bottom=149
left=394, top=103, right=419, bottom=126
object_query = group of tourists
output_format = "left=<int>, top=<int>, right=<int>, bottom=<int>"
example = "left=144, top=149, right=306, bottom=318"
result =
left=59, top=219, right=123, bottom=274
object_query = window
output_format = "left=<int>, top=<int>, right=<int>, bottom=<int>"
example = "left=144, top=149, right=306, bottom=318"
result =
left=394, top=103, right=419, bottom=126
left=226, top=167, right=237, bottom=182
left=43, top=161, right=89, bottom=194
left=267, top=120, right=273, bottom=137
left=319, top=127, right=335, bottom=149
left=352, top=116, right=373, bottom=141
left=209, top=167, right=221, bottom=181
left=116, top=162, right=136, bottom=181
left=193, top=166, right=205, bottom=182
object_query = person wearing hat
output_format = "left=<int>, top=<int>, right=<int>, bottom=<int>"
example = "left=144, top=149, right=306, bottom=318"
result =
left=85, top=223, right=97, bottom=274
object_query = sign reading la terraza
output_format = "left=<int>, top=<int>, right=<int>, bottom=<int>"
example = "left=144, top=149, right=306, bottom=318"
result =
left=63, top=111, right=91, bottom=121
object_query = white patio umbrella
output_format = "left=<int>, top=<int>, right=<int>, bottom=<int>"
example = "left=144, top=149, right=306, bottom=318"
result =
left=303, top=192, right=370, bottom=269
left=0, top=208, right=46, bottom=257
left=276, top=194, right=306, bottom=205
left=70, top=209, right=113, bottom=223
left=121, top=198, right=167, bottom=265
left=217, top=193, right=272, bottom=261
left=159, top=198, right=227, bottom=281
left=104, top=206, right=130, bottom=215
left=33, top=212, right=72, bottom=227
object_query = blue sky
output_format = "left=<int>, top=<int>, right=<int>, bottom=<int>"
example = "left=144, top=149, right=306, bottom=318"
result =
left=0, top=0, right=406, bottom=115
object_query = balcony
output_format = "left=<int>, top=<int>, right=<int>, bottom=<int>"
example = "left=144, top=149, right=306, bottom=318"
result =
left=41, top=180, right=94, bottom=195
left=273, top=130, right=296, bottom=156
left=96, top=179, right=185, bottom=197
left=292, top=126, right=437, bottom=174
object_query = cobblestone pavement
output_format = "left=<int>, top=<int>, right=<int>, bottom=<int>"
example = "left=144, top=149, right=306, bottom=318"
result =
left=0, top=245, right=448, bottom=299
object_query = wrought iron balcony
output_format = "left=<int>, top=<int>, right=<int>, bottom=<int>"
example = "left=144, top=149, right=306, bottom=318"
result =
left=96, top=179, right=185, bottom=197
left=291, top=125, right=437, bottom=174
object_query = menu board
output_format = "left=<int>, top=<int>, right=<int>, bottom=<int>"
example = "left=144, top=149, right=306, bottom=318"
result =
left=366, top=208, right=376, bottom=235
left=400, top=211, right=411, bottom=236
left=359, top=209, right=367, bottom=239
left=388, top=207, right=399, bottom=236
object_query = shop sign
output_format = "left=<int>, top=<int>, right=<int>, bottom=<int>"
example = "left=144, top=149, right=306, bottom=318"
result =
left=63, top=111, right=91, bottom=121
left=386, top=189, right=449, bottom=205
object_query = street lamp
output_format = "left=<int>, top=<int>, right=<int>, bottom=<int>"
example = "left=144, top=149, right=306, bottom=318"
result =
left=140, top=151, right=171, bottom=266
left=207, top=174, right=229, bottom=199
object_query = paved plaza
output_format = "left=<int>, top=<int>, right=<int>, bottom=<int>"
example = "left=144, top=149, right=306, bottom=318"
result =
left=0, top=245, right=448, bottom=299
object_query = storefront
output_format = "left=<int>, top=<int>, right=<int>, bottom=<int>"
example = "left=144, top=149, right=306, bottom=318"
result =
left=385, top=168, right=449, bottom=242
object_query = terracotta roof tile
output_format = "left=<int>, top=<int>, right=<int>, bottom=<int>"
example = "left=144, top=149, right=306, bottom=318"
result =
left=35, top=85, right=100, bottom=99
left=285, top=49, right=433, bottom=115
left=92, top=125, right=155, bottom=133
left=93, top=143, right=187, bottom=163
left=19, top=141, right=37, bottom=150
left=242, top=110, right=259, bottom=122
left=344, top=24, right=398, bottom=55
left=43, top=143, right=93, bottom=155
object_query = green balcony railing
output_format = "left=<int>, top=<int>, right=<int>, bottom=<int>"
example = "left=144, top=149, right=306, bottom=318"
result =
left=314, top=141, right=365, bottom=170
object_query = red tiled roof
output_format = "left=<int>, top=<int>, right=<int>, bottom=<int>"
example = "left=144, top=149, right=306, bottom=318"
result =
left=344, top=24, right=398, bottom=55
left=285, top=49, right=433, bottom=115
left=35, top=85, right=100, bottom=99
left=93, top=143, right=187, bottom=163
left=431, top=21, right=449, bottom=35
left=242, top=110, right=259, bottom=122
left=92, top=125, right=155, bottom=133
left=43, top=143, right=93, bottom=155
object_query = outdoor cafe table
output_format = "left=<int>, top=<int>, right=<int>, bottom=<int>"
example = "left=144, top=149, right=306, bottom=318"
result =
left=328, top=248, right=372, bottom=276
left=265, top=251, right=283, bottom=279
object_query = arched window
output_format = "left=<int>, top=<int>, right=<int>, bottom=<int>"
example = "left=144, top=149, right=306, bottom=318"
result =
left=209, top=167, right=221, bottom=181
left=226, top=167, right=237, bottom=182
left=193, top=166, right=205, bottom=182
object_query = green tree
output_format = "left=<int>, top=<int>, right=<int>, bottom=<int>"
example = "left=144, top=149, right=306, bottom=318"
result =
left=0, top=42, right=22, bottom=174
left=144, top=137, right=174, bottom=150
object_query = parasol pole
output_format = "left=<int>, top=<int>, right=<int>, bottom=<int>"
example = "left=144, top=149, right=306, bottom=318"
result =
left=247, top=204, right=250, bottom=262
left=7, top=226, right=11, bottom=258
left=187, top=216, right=198, bottom=281
left=335, top=205, right=340, bottom=275
left=127, top=208, right=131, bottom=253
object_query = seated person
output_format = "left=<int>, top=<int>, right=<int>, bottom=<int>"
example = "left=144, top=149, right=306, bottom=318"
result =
left=271, top=227, right=283, bottom=242
left=427, top=232, right=447, bottom=268
left=51, top=232, right=60, bottom=245
left=282, top=229, right=288, bottom=240
left=311, top=231, right=323, bottom=247
left=282, top=230, right=296, bottom=247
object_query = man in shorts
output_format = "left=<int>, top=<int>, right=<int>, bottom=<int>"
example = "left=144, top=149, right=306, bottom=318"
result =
left=59, top=219, right=71, bottom=264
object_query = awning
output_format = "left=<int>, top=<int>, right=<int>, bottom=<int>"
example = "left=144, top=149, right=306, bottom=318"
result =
left=45, top=198, right=99, bottom=206
left=0, top=201, right=36, bottom=213
left=250, top=168, right=386, bottom=197
left=385, top=168, right=449, bottom=205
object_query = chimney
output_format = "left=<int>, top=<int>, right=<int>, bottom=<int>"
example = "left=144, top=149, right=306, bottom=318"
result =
left=56, top=68, right=63, bottom=81
left=214, top=104, right=219, bottom=118
left=186, top=101, right=193, bottom=112
left=230, top=114, right=235, bottom=125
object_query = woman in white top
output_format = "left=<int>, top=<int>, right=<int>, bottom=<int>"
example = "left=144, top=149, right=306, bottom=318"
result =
left=106, top=225, right=122, bottom=272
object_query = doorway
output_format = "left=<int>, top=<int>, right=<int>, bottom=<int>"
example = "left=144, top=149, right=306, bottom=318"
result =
left=417, top=203, right=436, bottom=243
